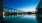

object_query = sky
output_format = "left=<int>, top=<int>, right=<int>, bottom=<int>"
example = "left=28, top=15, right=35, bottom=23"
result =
left=3, top=0, right=40, bottom=12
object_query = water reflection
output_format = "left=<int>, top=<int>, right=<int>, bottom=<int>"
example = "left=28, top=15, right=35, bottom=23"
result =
left=36, top=14, right=42, bottom=23
left=3, top=14, right=38, bottom=23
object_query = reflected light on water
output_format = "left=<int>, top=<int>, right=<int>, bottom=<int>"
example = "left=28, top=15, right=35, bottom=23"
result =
left=23, top=14, right=36, bottom=18
left=3, top=16, right=5, bottom=17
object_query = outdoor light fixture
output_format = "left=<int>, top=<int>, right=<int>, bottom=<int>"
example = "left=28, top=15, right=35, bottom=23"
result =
left=3, top=12, right=5, bottom=17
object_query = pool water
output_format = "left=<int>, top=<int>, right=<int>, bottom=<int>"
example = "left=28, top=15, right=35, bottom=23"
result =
left=3, top=14, right=38, bottom=23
